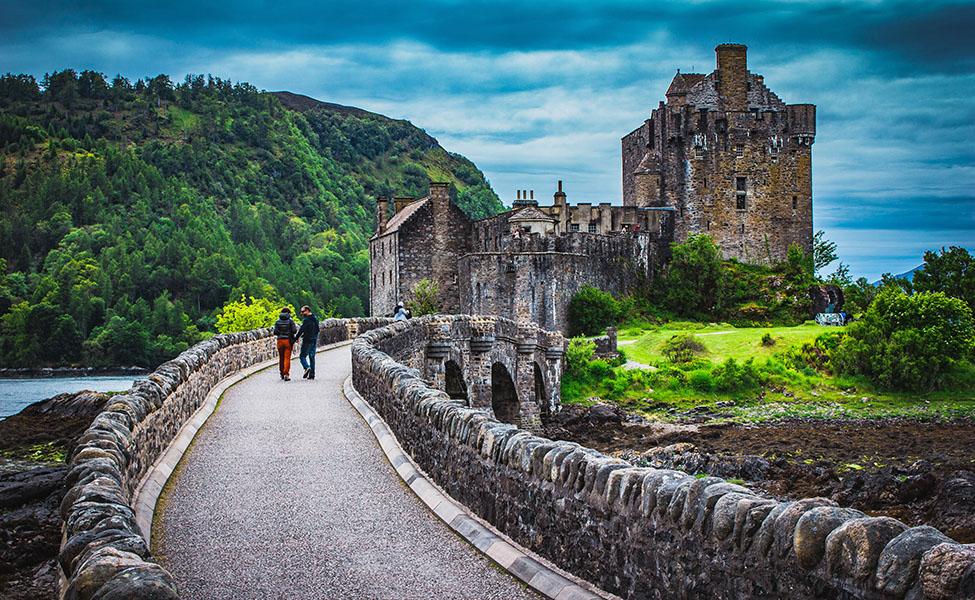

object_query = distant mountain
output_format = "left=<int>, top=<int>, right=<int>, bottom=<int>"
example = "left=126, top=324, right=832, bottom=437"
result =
left=0, top=70, right=504, bottom=368
left=871, top=265, right=924, bottom=286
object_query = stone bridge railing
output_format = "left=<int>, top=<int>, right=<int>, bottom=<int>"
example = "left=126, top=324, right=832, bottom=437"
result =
left=58, top=318, right=391, bottom=600
left=352, top=317, right=974, bottom=600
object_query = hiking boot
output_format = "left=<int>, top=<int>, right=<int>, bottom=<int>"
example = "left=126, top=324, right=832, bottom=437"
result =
left=307, top=374, right=315, bottom=380
left=303, top=368, right=310, bottom=379
left=283, top=375, right=290, bottom=381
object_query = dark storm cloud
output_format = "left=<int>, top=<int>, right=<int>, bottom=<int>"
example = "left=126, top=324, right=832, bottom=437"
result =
left=3, top=1, right=973, bottom=74
left=0, top=0, right=971, bottom=280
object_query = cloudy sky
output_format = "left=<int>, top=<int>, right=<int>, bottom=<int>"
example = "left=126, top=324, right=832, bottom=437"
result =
left=2, top=0, right=972, bottom=280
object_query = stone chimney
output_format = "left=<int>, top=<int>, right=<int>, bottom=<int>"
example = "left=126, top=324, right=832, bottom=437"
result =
left=429, top=181, right=450, bottom=211
left=553, top=180, right=567, bottom=206
left=376, top=197, right=389, bottom=233
left=715, top=43, right=748, bottom=112
left=513, top=188, right=537, bottom=208
left=394, top=197, right=414, bottom=213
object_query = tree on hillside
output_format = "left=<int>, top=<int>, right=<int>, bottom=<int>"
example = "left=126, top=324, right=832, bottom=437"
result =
left=567, top=285, right=621, bottom=337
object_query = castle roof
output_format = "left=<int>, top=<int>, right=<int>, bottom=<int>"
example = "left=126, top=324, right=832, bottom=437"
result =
left=382, top=197, right=429, bottom=235
left=666, top=71, right=706, bottom=96
left=509, top=206, right=556, bottom=223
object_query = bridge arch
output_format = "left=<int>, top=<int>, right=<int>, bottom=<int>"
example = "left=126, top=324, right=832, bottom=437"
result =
left=491, top=362, right=519, bottom=424
left=445, top=359, right=469, bottom=405
left=533, top=361, right=548, bottom=418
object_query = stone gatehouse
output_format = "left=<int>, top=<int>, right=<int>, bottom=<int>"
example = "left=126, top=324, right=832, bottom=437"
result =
left=369, top=43, right=815, bottom=331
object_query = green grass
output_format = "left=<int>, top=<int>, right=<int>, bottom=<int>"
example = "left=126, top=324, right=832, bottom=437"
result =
left=567, top=321, right=975, bottom=423
left=620, top=321, right=835, bottom=365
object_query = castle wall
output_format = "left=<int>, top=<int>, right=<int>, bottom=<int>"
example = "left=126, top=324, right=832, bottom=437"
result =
left=459, top=232, right=655, bottom=332
left=396, top=202, right=436, bottom=311
left=370, top=231, right=402, bottom=317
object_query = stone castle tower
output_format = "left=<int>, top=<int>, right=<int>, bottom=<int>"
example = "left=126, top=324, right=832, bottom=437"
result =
left=622, top=43, right=815, bottom=263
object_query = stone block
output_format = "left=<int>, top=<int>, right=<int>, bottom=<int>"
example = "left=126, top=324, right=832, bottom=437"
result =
left=826, top=516, right=909, bottom=584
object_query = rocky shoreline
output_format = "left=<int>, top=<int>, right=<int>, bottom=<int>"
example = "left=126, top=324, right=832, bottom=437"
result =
left=0, top=391, right=109, bottom=599
left=0, top=366, right=148, bottom=379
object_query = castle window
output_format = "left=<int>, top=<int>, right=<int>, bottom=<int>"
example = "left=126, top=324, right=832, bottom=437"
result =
left=695, top=146, right=704, bottom=159
left=735, top=144, right=744, bottom=158
left=736, top=177, right=747, bottom=210
left=792, top=195, right=798, bottom=209
left=571, top=223, right=580, bottom=232
left=740, top=224, right=745, bottom=234
left=588, top=224, right=597, bottom=233
left=706, top=220, right=711, bottom=231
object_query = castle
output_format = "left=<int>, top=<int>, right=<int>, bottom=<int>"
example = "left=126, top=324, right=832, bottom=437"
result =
left=369, top=44, right=815, bottom=332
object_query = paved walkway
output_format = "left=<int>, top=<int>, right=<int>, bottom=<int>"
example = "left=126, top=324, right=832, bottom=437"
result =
left=155, top=345, right=539, bottom=600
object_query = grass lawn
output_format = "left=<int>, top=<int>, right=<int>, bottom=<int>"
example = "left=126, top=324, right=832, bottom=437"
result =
left=619, top=321, right=837, bottom=365
left=569, top=321, right=975, bottom=423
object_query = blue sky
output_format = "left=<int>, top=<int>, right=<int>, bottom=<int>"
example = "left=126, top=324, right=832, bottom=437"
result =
left=2, top=0, right=972, bottom=280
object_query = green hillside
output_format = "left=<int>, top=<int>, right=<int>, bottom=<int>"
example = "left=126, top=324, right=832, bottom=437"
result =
left=0, top=70, right=504, bottom=368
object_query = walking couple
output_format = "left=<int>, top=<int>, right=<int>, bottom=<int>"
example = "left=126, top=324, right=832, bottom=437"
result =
left=273, top=305, right=319, bottom=381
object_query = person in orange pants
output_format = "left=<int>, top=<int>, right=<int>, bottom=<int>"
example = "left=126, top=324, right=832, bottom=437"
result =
left=272, top=307, right=298, bottom=381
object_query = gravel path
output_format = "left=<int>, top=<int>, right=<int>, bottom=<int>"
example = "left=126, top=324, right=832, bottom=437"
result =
left=155, top=345, right=539, bottom=600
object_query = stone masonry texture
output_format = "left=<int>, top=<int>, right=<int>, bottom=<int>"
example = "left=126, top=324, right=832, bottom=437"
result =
left=622, top=43, right=814, bottom=264
left=351, top=317, right=975, bottom=600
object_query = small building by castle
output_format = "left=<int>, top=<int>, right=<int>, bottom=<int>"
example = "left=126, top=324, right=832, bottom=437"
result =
left=370, top=43, right=815, bottom=332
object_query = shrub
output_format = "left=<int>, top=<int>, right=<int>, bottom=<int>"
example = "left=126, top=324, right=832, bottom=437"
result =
left=761, top=332, right=775, bottom=346
left=660, top=332, right=705, bottom=363
left=712, top=357, right=762, bottom=392
left=830, top=288, right=975, bottom=391
left=565, top=337, right=596, bottom=380
left=688, top=369, right=714, bottom=392
left=567, top=285, right=621, bottom=337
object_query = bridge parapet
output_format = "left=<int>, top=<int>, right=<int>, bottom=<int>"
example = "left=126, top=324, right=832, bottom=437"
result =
left=58, top=318, right=391, bottom=600
left=351, top=317, right=974, bottom=600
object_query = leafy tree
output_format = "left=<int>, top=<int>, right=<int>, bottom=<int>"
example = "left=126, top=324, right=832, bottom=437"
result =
left=408, top=279, right=439, bottom=317
left=782, top=243, right=815, bottom=287
left=216, top=295, right=292, bottom=333
left=842, top=277, right=877, bottom=314
left=661, top=234, right=726, bottom=315
left=912, top=246, right=974, bottom=310
left=830, top=288, right=975, bottom=391
left=813, top=230, right=838, bottom=275
left=567, top=285, right=621, bottom=337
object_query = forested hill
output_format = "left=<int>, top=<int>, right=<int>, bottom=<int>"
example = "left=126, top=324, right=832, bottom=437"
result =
left=0, top=70, right=505, bottom=368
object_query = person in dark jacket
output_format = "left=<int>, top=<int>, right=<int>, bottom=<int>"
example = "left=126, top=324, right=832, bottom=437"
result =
left=294, top=305, right=320, bottom=380
left=272, top=307, right=298, bottom=381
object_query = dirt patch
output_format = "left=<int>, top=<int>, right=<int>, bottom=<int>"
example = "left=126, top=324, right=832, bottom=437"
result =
left=544, top=404, right=975, bottom=543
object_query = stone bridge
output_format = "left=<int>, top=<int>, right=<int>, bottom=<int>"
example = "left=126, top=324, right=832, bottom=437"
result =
left=374, top=315, right=566, bottom=431
left=57, top=316, right=973, bottom=600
